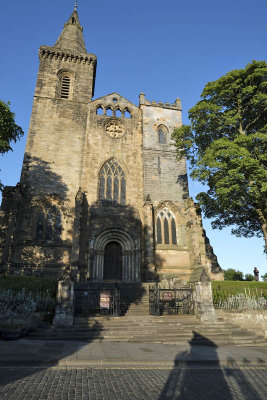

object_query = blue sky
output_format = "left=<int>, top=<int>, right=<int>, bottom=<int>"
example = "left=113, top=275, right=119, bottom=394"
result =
left=0, top=0, right=266, bottom=277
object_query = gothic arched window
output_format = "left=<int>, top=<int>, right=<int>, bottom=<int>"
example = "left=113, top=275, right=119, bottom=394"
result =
left=96, top=105, right=104, bottom=115
left=99, top=159, right=126, bottom=205
left=36, top=208, right=62, bottom=241
left=156, top=208, right=177, bottom=245
left=157, top=125, right=168, bottom=144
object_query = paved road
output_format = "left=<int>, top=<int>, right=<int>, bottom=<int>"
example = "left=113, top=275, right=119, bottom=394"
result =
left=0, top=365, right=267, bottom=400
left=0, top=339, right=267, bottom=399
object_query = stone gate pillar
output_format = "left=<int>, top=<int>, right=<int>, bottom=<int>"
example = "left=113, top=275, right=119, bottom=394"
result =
left=190, top=266, right=217, bottom=322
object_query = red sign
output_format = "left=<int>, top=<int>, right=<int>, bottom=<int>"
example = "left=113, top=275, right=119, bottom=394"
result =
left=162, top=292, right=173, bottom=301
left=100, top=291, right=110, bottom=309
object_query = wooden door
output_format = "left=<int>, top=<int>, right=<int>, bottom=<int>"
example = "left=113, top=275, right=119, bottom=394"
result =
left=103, top=241, right=122, bottom=280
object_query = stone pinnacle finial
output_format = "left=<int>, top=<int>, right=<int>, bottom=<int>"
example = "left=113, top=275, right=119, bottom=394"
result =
left=74, top=1, right=77, bottom=11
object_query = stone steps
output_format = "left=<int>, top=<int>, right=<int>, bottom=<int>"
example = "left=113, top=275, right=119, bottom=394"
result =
left=28, top=315, right=266, bottom=345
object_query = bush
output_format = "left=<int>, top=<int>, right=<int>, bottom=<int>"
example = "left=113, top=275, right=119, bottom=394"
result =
left=0, top=287, right=56, bottom=318
left=0, top=275, right=57, bottom=298
left=217, top=293, right=267, bottom=310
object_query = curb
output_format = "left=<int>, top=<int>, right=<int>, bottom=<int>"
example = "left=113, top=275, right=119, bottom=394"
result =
left=0, top=359, right=266, bottom=368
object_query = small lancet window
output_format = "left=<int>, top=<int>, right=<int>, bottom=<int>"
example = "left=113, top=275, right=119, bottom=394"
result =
left=124, top=109, right=131, bottom=118
left=60, top=75, right=71, bottom=99
left=157, top=125, right=168, bottom=144
left=98, top=159, right=126, bottom=205
left=115, top=109, right=122, bottom=118
left=158, top=129, right=165, bottom=144
left=156, top=208, right=177, bottom=245
left=96, top=106, right=104, bottom=115
left=106, top=107, right=113, bottom=116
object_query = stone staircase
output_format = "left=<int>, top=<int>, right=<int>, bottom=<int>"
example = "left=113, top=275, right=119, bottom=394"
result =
left=27, top=282, right=266, bottom=345
left=119, top=283, right=150, bottom=315
left=29, top=315, right=265, bottom=345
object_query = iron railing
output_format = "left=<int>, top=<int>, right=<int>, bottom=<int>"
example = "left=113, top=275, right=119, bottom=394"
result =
left=74, top=286, right=120, bottom=316
left=149, top=284, right=194, bottom=316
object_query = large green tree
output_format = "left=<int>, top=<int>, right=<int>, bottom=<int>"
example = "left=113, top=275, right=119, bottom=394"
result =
left=173, top=61, right=267, bottom=251
left=0, top=100, right=23, bottom=189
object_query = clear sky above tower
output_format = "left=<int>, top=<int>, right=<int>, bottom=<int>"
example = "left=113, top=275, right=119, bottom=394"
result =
left=0, top=0, right=266, bottom=277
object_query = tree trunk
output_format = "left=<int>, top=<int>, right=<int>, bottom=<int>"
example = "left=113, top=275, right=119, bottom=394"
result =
left=261, top=221, right=267, bottom=253
left=255, top=208, right=267, bottom=252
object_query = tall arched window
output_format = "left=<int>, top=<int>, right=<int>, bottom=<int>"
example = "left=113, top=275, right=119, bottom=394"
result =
left=157, top=125, right=168, bottom=144
left=99, top=159, right=126, bottom=205
left=156, top=208, right=177, bottom=245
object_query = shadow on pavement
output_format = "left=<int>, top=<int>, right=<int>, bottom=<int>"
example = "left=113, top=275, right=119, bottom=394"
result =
left=158, top=331, right=263, bottom=400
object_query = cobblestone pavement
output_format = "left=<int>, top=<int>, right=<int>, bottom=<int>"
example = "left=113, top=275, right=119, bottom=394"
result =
left=0, top=366, right=267, bottom=400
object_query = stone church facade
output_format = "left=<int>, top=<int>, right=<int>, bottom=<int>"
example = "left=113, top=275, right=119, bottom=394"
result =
left=0, top=8, right=223, bottom=283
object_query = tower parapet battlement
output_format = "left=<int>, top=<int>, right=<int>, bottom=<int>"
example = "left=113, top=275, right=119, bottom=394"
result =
left=139, top=93, right=181, bottom=110
left=39, top=46, right=97, bottom=66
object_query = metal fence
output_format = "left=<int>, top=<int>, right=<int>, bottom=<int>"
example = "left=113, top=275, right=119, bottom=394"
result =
left=149, top=285, right=194, bottom=316
left=74, top=286, right=120, bottom=316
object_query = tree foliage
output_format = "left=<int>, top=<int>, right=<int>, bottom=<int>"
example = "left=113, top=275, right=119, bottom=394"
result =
left=244, top=274, right=255, bottom=281
left=224, top=268, right=244, bottom=281
left=172, top=61, right=267, bottom=250
left=261, top=273, right=267, bottom=282
left=0, top=100, right=23, bottom=189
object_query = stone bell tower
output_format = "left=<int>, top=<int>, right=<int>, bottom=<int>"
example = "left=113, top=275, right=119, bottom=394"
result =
left=21, top=7, right=97, bottom=199
left=0, top=7, right=98, bottom=276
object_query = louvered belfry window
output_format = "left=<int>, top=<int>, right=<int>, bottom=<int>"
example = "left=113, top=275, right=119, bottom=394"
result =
left=156, top=208, right=177, bottom=245
left=99, top=159, right=126, bottom=205
left=61, top=75, right=71, bottom=99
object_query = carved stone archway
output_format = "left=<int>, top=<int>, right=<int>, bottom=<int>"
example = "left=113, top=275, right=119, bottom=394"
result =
left=89, top=229, right=140, bottom=282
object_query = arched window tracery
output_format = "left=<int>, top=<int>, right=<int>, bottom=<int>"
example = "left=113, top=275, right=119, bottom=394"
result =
left=35, top=207, right=62, bottom=241
left=156, top=208, right=177, bottom=245
left=99, top=159, right=126, bottom=205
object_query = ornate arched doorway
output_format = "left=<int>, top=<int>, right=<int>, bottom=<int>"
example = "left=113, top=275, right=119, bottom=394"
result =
left=89, top=228, right=140, bottom=282
left=103, top=241, right=122, bottom=280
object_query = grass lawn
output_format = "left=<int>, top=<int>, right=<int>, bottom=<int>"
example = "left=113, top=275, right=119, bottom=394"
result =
left=212, top=280, right=267, bottom=290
